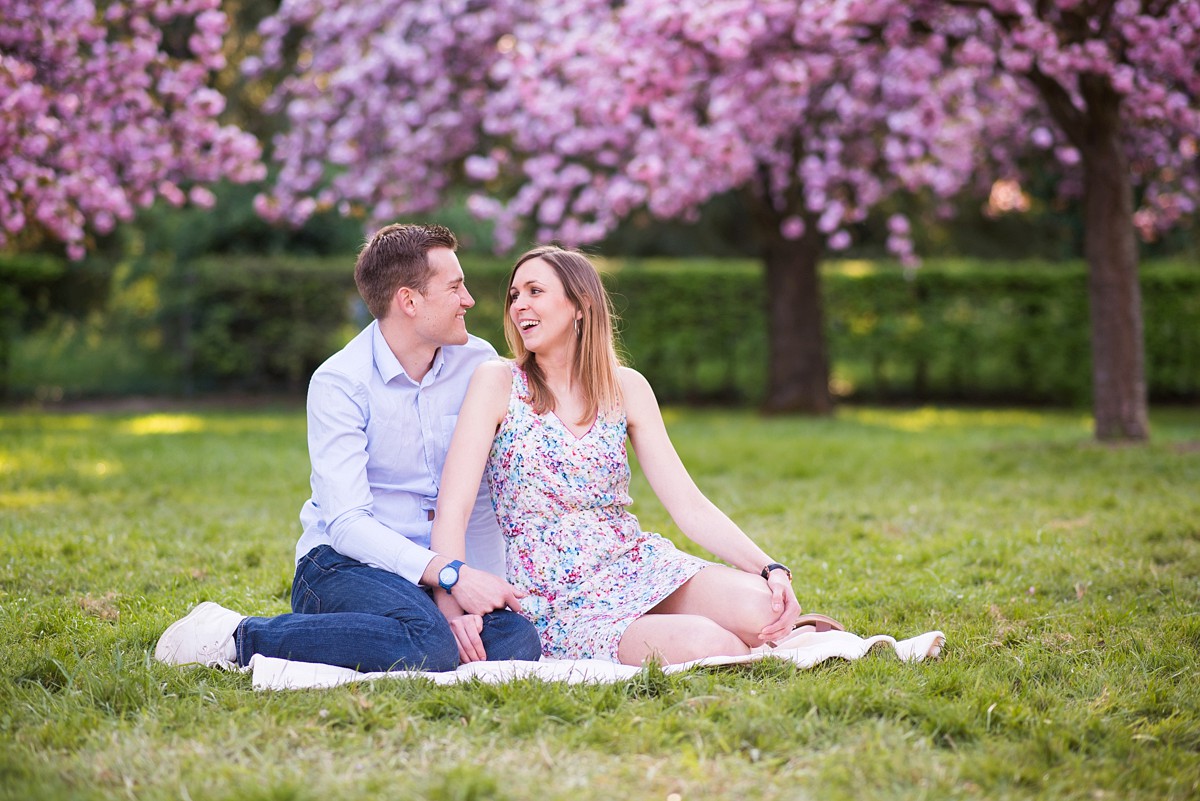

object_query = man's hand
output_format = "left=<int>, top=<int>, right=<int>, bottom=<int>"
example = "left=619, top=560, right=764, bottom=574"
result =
left=450, top=565, right=527, bottom=615
left=432, top=586, right=490, bottom=664
left=449, top=614, right=487, bottom=664
left=758, top=572, right=802, bottom=643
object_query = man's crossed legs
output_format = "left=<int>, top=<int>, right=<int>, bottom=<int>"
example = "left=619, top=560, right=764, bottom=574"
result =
left=156, top=545, right=541, bottom=672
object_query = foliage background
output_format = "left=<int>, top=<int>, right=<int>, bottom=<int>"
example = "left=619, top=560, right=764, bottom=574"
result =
left=5, top=251, right=1197, bottom=407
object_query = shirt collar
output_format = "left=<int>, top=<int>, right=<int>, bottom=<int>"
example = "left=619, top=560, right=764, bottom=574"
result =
left=372, top=322, right=447, bottom=386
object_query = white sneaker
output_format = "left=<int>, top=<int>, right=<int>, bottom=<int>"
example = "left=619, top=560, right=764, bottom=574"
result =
left=155, top=602, right=243, bottom=668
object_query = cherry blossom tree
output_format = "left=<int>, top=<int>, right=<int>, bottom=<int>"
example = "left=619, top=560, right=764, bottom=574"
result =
left=909, top=0, right=1200, bottom=440
left=472, top=3, right=1030, bottom=414
left=0, top=0, right=265, bottom=259
left=247, top=0, right=529, bottom=227
left=256, top=0, right=1012, bottom=413
left=254, top=0, right=1197, bottom=435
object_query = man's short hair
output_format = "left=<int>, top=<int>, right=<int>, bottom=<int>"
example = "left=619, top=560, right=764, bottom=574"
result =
left=354, top=223, right=458, bottom=320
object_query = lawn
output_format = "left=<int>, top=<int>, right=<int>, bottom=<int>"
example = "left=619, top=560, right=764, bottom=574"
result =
left=1, top=403, right=1198, bottom=801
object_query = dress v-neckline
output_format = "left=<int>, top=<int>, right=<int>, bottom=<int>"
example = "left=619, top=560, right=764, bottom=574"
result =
left=548, top=410, right=595, bottom=442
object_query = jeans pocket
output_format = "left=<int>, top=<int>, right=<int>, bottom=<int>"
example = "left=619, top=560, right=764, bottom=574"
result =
left=300, top=544, right=352, bottom=577
left=291, top=576, right=321, bottom=614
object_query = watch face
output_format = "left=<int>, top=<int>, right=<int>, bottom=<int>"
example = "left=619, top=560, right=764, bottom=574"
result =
left=439, top=565, right=457, bottom=584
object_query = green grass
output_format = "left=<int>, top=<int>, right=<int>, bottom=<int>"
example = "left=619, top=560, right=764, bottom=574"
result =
left=1, top=403, right=1198, bottom=801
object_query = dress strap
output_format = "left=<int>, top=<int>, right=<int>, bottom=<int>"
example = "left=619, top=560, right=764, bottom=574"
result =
left=508, top=360, right=530, bottom=402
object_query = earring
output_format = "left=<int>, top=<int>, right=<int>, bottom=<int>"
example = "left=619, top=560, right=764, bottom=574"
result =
left=575, top=318, right=581, bottom=337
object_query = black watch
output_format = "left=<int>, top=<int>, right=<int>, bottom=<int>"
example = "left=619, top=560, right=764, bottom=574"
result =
left=437, top=559, right=465, bottom=594
left=761, top=562, right=792, bottom=581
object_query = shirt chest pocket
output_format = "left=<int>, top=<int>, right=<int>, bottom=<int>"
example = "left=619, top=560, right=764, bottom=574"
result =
left=361, top=410, right=428, bottom=487
left=366, top=412, right=423, bottom=450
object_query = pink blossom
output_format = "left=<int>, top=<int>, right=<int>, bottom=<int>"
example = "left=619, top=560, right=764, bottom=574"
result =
left=158, top=181, right=186, bottom=207
left=464, top=155, right=500, bottom=182
left=0, top=0, right=263, bottom=257
left=887, top=214, right=911, bottom=236
left=189, top=186, right=216, bottom=208
left=780, top=216, right=805, bottom=240
left=248, top=0, right=1199, bottom=255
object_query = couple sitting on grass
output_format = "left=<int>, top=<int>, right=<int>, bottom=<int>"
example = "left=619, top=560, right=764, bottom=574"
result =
left=156, top=223, right=845, bottom=674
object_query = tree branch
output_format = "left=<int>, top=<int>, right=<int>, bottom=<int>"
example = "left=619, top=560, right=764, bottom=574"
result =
left=1026, top=66, right=1089, bottom=147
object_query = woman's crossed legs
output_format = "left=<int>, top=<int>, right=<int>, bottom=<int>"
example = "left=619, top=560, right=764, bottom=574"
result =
left=617, top=565, right=784, bottom=666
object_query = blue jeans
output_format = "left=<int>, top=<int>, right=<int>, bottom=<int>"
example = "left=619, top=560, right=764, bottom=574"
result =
left=235, top=545, right=541, bottom=672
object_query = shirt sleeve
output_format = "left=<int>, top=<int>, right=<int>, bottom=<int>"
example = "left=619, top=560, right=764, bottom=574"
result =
left=306, top=370, right=437, bottom=585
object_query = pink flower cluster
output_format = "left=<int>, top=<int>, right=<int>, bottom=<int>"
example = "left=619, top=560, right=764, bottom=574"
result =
left=1, top=0, right=264, bottom=258
left=926, top=0, right=1200, bottom=237
left=249, top=0, right=535, bottom=228
left=254, top=0, right=1198, bottom=254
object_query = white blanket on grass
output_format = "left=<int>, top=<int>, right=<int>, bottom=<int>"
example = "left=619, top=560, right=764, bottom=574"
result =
left=248, top=629, right=945, bottom=691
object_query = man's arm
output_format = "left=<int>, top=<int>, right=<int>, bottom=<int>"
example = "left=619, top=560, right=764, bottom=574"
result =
left=307, top=370, right=438, bottom=584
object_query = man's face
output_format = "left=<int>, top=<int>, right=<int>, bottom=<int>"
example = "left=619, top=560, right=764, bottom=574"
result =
left=413, top=247, right=475, bottom=347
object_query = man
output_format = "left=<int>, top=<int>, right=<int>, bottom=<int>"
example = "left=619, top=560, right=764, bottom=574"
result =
left=155, top=223, right=541, bottom=672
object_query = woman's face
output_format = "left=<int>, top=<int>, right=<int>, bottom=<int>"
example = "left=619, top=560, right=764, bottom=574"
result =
left=508, top=257, right=581, bottom=353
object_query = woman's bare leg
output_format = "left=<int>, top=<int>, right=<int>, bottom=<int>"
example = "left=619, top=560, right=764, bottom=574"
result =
left=617, top=613, right=748, bottom=666
left=616, top=566, right=797, bottom=665
left=649, top=565, right=781, bottom=647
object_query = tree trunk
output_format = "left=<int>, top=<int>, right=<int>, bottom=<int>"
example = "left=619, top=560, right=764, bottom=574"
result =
left=1080, top=137, right=1148, bottom=440
left=757, top=214, right=832, bottom=415
left=1032, top=69, right=1149, bottom=441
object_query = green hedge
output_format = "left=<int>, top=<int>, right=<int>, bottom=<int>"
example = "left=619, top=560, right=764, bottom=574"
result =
left=827, top=266, right=1199, bottom=405
left=607, top=261, right=1199, bottom=405
left=0, top=254, right=68, bottom=398
left=7, top=255, right=1199, bottom=405
left=179, top=257, right=360, bottom=393
left=188, top=256, right=1200, bottom=406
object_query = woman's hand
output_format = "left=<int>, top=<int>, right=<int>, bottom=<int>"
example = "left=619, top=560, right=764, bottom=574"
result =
left=758, top=572, right=802, bottom=643
left=451, top=565, right=528, bottom=616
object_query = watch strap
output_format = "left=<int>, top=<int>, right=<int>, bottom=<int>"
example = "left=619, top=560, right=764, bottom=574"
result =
left=760, top=562, right=792, bottom=581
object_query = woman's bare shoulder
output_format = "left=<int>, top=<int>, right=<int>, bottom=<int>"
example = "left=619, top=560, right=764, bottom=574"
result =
left=617, top=366, right=660, bottom=423
left=474, top=358, right=514, bottom=380
left=618, top=365, right=655, bottom=398
left=468, top=359, right=514, bottom=402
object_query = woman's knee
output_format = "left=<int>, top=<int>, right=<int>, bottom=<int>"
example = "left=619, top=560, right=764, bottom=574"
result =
left=689, top=570, right=778, bottom=640
left=666, top=567, right=778, bottom=633
left=737, top=583, right=780, bottom=634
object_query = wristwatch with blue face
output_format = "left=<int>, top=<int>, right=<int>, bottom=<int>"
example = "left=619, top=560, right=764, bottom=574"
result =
left=438, top=559, right=465, bottom=594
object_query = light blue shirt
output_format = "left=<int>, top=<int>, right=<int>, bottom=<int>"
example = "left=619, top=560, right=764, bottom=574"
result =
left=296, top=321, right=506, bottom=584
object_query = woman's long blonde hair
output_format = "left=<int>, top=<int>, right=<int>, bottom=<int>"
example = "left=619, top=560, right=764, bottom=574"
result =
left=503, top=246, right=624, bottom=424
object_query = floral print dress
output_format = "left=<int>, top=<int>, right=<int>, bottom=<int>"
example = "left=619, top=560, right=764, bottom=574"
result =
left=486, top=363, right=710, bottom=661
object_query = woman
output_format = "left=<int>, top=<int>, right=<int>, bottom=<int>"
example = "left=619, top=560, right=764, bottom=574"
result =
left=430, top=246, right=833, bottom=666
